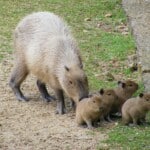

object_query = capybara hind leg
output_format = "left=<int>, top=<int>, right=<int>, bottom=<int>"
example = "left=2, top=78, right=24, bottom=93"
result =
left=37, top=80, right=56, bottom=102
left=9, top=66, right=28, bottom=101
left=55, top=89, right=66, bottom=114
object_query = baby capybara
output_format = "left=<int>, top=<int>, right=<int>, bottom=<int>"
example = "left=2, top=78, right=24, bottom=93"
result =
left=122, top=93, right=150, bottom=126
left=99, top=88, right=118, bottom=122
left=111, top=80, right=138, bottom=114
left=76, top=95, right=105, bottom=129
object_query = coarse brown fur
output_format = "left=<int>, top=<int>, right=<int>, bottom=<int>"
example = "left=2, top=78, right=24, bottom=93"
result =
left=122, top=93, right=150, bottom=126
left=99, top=88, right=118, bottom=122
left=110, top=80, right=138, bottom=114
left=9, top=12, right=89, bottom=114
left=76, top=95, right=105, bottom=129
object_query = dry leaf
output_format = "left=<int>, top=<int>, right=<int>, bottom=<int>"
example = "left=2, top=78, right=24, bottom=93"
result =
left=121, top=31, right=129, bottom=35
left=105, top=13, right=112, bottom=17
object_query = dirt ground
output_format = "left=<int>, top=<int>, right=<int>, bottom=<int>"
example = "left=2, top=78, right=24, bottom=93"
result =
left=0, top=54, right=112, bottom=150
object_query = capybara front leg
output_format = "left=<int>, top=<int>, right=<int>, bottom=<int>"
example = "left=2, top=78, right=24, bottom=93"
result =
left=86, top=120, right=94, bottom=129
left=55, top=89, right=66, bottom=114
left=37, top=80, right=56, bottom=102
left=9, top=66, right=28, bottom=101
left=105, top=115, right=114, bottom=122
left=131, top=117, right=138, bottom=126
left=70, top=99, right=76, bottom=111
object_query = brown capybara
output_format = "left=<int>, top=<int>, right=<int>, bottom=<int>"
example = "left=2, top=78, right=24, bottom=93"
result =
left=99, top=88, right=118, bottom=122
left=9, top=12, right=89, bottom=114
left=122, top=93, right=150, bottom=126
left=110, top=80, right=138, bottom=114
left=76, top=95, right=105, bottom=129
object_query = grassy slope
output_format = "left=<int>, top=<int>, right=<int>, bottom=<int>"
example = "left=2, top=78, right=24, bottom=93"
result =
left=0, top=0, right=149, bottom=149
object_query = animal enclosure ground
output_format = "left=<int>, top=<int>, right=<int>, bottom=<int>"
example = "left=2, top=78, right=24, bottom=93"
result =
left=0, top=57, right=124, bottom=149
left=0, top=56, right=110, bottom=150
left=1, top=56, right=150, bottom=149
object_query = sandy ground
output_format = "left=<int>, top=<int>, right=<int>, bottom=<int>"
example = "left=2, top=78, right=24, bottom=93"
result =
left=0, top=55, right=110, bottom=150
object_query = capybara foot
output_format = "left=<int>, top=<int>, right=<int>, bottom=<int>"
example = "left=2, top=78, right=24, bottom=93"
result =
left=78, top=124, right=87, bottom=128
left=37, top=80, right=56, bottom=102
left=55, top=108, right=66, bottom=115
left=17, top=95, right=29, bottom=102
left=128, top=123, right=138, bottom=127
left=42, top=95, right=56, bottom=102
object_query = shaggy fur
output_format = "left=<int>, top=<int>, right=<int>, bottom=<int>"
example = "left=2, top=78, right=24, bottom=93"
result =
left=9, top=12, right=89, bottom=114
left=110, top=80, right=138, bottom=113
left=122, top=93, right=150, bottom=125
left=76, top=95, right=105, bottom=129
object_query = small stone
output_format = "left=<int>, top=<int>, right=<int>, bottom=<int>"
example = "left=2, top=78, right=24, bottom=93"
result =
left=83, top=30, right=88, bottom=33
left=105, top=13, right=112, bottom=17
left=115, top=122, right=118, bottom=125
left=84, top=18, right=91, bottom=21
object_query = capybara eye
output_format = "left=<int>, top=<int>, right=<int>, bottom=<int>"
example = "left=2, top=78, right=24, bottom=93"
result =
left=107, top=93, right=111, bottom=96
left=146, top=99, right=149, bottom=101
left=93, top=100, right=96, bottom=103
left=69, top=81, right=73, bottom=84
left=129, top=84, right=133, bottom=87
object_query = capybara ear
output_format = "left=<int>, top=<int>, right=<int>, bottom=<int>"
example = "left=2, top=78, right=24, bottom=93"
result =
left=122, top=83, right=126, bottom=88
left=99, top=88, right=104, bottom=95
left=65, top=66, right=70, bottom=71
left=139, top=93, right=144, bottom=98
left=118, top=81, right=122, bottom=85
left=118, top=81, right=125, bottom=88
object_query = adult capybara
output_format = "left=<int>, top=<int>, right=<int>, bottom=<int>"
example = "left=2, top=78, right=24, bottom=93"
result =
left=110, top=80, right=138, bottom=114
left=9, top=12, right=89, bottom=114
left=122, top=93, right=150, bottom=126
left=76, top=95, right=105, bottom=129
left=99, top=88, right=118, bottom=122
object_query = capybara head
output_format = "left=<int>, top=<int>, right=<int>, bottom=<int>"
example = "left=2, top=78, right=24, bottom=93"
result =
left=139, top=93, right=150, bottom=109
left=62, top=65, right=89, bottom=102
left=88, top=95, right=105, bottom=112
left=117, top=80, right=138, bottom=94
left=99, top=88, right=118, bottom=104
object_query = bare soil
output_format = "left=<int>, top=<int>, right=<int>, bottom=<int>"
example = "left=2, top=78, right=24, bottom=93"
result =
left=0, top=55, right=111, bottom=150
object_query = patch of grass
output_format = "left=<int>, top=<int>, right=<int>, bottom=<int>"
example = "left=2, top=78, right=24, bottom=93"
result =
left=105, top=117, right=150, bottom=150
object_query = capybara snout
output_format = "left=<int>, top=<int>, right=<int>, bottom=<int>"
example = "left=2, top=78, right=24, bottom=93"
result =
left=61, top=65, right=89, bottom=103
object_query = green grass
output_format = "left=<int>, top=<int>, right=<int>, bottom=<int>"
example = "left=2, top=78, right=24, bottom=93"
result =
left=0, top=0, right=149, bottom=149
left=105, top=114, right=150, bottom=150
